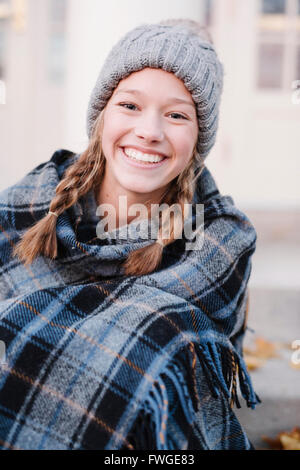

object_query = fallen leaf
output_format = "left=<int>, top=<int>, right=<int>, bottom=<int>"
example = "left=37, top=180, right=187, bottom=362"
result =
left=280, top=433, right=300, bottom=450
left=261, top=435, right=282, bottom=450
left=254, top=337, right=279, bottom=359
left=262, top=427, right=300, bottom=450
left=290, top=360, right=300, bottom=370
left=244, top=354, right=265, bottom=371
left=281, top=342, right=295, bottom=350
left=243, top=336, right=279, bottom=362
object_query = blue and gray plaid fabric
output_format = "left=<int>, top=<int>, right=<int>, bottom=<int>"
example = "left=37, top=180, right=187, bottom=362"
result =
left=0, top=149, right=260, bottom=450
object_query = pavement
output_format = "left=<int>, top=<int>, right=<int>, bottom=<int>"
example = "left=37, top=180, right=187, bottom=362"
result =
left=235, top=286, right=300, bottom=449
left=233, top=210, right=300, bottom=450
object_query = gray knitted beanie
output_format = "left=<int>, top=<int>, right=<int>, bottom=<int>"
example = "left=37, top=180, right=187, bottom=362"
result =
left=86, top=19, right=224, bottom=160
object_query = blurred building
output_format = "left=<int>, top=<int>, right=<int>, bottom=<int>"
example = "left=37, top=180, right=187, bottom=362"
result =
left=0, top=0, right=299, bottom=211
left=208, top=0, right=300, bottom=210
left=0, top=0, right=67, bottom=190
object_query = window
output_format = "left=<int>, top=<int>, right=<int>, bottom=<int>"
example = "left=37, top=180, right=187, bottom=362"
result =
left=261, top=0, right=286, bottom=14
left=257, top=43, right=284, bottom=88
left=48, top=0, right=67, bottom=84
left=0, top=28, right=5, bottom=79
left=0, top=0, right=10, bottom=79
left=297, top=45, right=300, bottom=77
left=204, top=0, right=214, bottom=26
left=0, top=77, right=5, bottom=104
left=50, top=0, right=67, bottom=23
left=256, top=0, right=300, bottom=90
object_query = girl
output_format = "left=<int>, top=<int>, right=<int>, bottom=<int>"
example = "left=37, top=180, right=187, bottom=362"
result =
left=0, top=19, right=260, bottom=450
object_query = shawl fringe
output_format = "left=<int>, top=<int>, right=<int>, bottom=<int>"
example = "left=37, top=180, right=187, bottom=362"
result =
left=125, top=341, right=261, bottom=450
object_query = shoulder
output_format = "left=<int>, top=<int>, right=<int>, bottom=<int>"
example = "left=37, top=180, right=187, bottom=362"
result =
left=0, top=149, right=77, bottom=228
left=186, top=166, right=257, bottom=273
left=0, top=149, right=77, bottom=200
left=31, top=148, right=77, bottom=180
left=49, top=149, right=78, bottom=177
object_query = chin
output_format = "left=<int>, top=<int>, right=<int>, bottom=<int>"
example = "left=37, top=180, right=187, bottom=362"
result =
left=121, top=181, right=161, bottom=195
left=127, top=186, right=158, bottom=195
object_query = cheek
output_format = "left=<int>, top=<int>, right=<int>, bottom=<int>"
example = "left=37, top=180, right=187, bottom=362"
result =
left=175, top=153, right=193, bottom=174
left=169, top=130, right=197, bottom=173
left=101, top=115, right=128, bottom=155
left=171, top=130, right=195, bottom=157
left=104, top=108, right=129, bottom=132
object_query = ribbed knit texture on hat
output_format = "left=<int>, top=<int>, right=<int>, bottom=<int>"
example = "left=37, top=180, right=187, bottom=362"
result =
left=86, top=21, right=224, bottom=160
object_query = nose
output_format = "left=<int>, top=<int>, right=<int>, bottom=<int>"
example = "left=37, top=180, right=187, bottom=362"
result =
left=134, top=113, right=164, bottom=142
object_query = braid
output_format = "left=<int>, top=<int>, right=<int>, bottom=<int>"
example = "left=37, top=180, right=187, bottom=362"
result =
left=12, top=111, right=105, bottom=265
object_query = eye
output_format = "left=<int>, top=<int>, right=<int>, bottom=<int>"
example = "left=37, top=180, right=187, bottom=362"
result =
left=169, top=112, right=187, bottom=120
left=118, top=102, right=138, bottom=111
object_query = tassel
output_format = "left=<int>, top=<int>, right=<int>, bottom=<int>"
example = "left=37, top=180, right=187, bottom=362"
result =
left=207, top=342, right=231, bottom=399
left=195, top=343, right=230, bottom=399
left=195, top=347, right=220, bottom=398
left=196, top=341, right=260, bottom=410
left=234, top=350, right=261, bottom=409
left=124, top=340, right=261, bottom=450
left=187, top=343, right=200, bottom=412
left=163, top=362, right=195, bottom=424
left=175, top=345, right=199, bottom=412
left=229, top=351, right=241, bottom=409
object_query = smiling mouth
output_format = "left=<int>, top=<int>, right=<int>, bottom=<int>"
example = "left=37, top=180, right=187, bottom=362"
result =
left=121, top=147, right=168, bottom=166
left=122, top=147, right=167, bottom=163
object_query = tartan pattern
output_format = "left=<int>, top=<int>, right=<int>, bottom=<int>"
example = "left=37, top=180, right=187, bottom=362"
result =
left=0, top=149, right=260, bottom=450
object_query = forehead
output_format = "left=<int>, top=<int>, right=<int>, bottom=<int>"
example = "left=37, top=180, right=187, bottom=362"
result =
left=113, top=67, right=194, bottom=101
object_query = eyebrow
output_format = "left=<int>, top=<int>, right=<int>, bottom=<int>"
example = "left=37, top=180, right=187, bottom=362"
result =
left=115, top=88, right=195, bottom=108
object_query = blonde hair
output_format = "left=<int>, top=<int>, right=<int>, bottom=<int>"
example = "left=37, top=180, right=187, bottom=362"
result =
left=13, top=103, right=204, bottom=277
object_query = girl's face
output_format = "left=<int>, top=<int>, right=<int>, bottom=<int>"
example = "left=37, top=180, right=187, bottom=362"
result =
left=100, top=67, right=198, bottom=201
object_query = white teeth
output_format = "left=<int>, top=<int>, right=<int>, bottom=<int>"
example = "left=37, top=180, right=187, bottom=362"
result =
left=124, top=148, right=165, bottom=163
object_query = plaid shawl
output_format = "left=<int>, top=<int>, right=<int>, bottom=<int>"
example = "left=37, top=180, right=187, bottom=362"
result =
left=0, top=149, right=260, bottom=450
